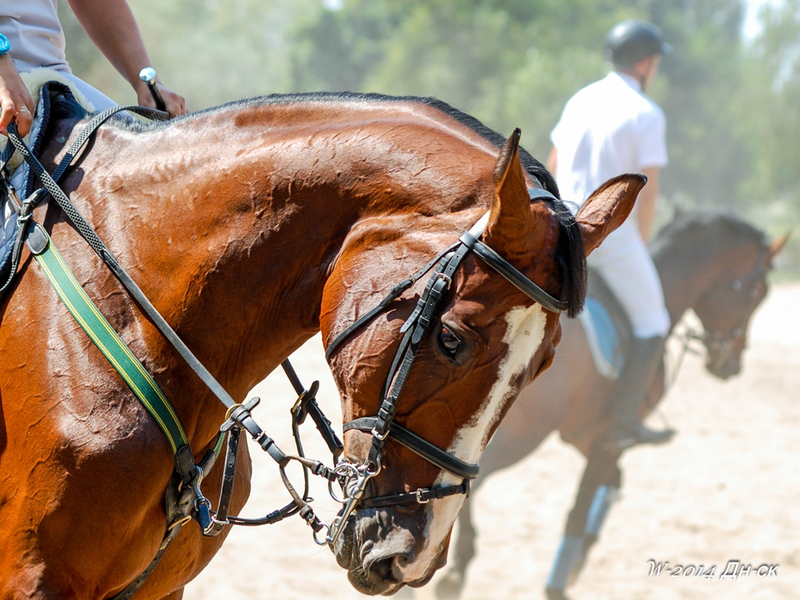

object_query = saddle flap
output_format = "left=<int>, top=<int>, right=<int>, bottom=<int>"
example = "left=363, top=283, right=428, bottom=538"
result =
left=0, top=81, right=87, bottom=295
left=576, top=269, right=632, bottom=380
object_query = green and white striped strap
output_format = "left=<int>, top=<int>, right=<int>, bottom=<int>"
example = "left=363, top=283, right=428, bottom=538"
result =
left=31, top=226, right=189, bottom=454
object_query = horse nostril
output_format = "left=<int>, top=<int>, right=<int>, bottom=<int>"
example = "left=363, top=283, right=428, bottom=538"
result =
left=369, top=556, right=398, bottom=583
left=368, top=553, right=412, bottom=585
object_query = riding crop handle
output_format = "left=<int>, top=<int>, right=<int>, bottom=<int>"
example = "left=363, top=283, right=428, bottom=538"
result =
left=138, top=67, right=166, bottom=112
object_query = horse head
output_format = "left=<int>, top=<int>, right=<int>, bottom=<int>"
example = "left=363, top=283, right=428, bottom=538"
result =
left=321, top=130, right=643, bottom=594
left=653, top=210, right=788, bottom=381
left=692, top=231, right=787, bottom=379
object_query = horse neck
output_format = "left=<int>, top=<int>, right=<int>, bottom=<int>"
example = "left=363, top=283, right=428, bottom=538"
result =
left=63, top=103, right=489, bottom=401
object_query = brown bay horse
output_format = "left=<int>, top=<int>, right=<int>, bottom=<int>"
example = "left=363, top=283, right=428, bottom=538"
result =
left=437, top=210, right=785, bottom=600
left=0, top=90, right=639, bottom=598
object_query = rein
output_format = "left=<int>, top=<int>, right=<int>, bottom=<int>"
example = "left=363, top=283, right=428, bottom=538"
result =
left=323, top=187, right=566, bottom=545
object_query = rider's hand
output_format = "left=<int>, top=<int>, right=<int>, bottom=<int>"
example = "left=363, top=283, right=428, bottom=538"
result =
left=135, top=78, right=187, bottom=119
left=0, top=55, right=34, bottom=137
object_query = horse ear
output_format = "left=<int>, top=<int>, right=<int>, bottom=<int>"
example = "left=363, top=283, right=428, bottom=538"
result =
left=483, top=129, right=532, bottom=258
left=575, top=173, right=646, bottom=256
left=769, top=232, right=790, bottom=259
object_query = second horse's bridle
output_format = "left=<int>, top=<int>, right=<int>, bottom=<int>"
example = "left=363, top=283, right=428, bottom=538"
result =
left=322, top=188, right=567, bottom=544
left=668, top=243, right=770, bottom=388
left=701, top=244, right=770, bottom=369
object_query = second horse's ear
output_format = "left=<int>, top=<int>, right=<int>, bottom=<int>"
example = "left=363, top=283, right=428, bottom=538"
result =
left=575, top=174, right=646, bottom=255
left=769, top=232, right=789, bottom=260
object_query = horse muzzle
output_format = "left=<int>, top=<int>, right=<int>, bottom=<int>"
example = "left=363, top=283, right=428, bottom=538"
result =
left=706, top=352, right=741, bottom=380
left=331, top=505, right=443, bottom=595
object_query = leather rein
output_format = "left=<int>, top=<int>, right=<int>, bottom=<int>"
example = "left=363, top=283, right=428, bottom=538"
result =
left=322, top=189, right=567, bottom=544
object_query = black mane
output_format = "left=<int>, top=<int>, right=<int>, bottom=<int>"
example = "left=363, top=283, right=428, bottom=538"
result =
left=651, top=209, right=767, bottom=262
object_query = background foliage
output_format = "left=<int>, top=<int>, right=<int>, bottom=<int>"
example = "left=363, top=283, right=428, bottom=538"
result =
left=59, top=0, right=800, bottom=268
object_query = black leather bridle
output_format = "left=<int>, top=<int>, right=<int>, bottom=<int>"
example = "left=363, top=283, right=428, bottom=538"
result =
left=669, top=243, right=771, bottom=389
left=323, top=188, right=567, bottom=543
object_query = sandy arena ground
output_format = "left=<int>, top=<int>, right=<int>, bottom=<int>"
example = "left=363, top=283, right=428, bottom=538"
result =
left=186, top=281, right=800, bottom=600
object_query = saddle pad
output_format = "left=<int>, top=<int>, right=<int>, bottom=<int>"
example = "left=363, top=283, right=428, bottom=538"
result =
left=1, top=69, right=94, bottom=283
left=577, top=296, right=624, bottom=380
left=0, top=104, right=46, bottom=282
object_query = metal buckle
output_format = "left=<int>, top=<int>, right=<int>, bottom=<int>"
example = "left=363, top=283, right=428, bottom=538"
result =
left=371, top=425, right=390, bottom=441
left=415, top=489, right=430, bottom=504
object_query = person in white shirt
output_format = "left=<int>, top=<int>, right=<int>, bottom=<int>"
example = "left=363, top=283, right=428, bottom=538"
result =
left=0, top=0, right=186, bottom=137
left=548, top=20, right=675, bottom=449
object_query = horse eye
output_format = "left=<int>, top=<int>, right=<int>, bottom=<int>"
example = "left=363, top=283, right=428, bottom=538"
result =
left=438, top=325, right=461, bottom=359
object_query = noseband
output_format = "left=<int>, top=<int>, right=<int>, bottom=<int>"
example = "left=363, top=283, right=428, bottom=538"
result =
left=324, top=188, right=566, bottom=543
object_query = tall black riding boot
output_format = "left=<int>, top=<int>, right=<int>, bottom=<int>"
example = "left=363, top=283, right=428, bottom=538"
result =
left=607, top=335, right=675, bottom=450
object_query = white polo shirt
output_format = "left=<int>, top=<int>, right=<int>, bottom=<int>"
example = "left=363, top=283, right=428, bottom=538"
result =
left=550, top=70, right=667, bottom=211
left=0, top=0, right=70, bottom=73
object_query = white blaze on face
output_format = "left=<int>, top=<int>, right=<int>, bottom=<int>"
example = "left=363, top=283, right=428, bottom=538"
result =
left=402, top=304, right=548, bottom=581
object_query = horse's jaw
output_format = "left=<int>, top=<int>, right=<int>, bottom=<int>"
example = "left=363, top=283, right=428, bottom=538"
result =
left=331, top=497, right=462, bottom=595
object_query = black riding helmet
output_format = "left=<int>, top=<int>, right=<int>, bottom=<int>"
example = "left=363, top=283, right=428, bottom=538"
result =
left=605, top=20, right=672, bottom=68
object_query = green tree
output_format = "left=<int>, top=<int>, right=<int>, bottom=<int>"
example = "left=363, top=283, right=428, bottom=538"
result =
left=60, top=0, right=325, bottom=109
left=51, top=0, right=800, bottom=270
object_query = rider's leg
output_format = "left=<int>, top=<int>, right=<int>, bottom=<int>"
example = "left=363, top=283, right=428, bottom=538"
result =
left=606, top=334, right=674, bottom=447
left=57, top=71, right=119, bottom=111
left=588, top=221, right=674, bottom=448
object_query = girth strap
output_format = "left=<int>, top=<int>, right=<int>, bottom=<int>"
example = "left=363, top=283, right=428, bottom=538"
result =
left=343, top=417, right=479, bottom=480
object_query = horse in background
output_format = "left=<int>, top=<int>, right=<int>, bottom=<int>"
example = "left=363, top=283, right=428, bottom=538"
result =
left=436, top=209, right=785, bottom=600
left=0, top=88, right=639, bottom=598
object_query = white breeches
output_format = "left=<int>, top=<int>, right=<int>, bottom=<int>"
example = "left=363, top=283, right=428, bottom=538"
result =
left=57, top=71, right=118, bottom=112
left=588, top=218, right=671, bottom=338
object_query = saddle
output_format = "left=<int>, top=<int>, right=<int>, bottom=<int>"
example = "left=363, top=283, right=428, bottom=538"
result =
left=577, top=269, right=632, bottom=380
left=0, top=80, right=90, bottom=296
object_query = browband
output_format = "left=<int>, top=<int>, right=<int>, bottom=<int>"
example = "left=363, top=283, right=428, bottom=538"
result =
left=459, top=231, right=568, bottom=313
